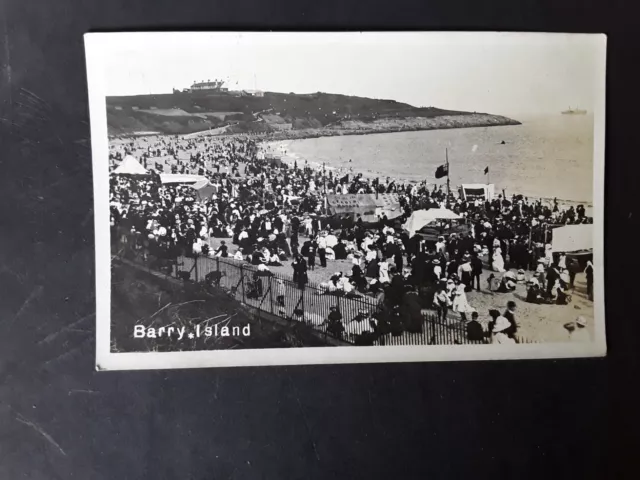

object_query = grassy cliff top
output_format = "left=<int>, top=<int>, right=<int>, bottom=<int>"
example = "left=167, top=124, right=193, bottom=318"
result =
left=106, top=90, right=517, bottom=136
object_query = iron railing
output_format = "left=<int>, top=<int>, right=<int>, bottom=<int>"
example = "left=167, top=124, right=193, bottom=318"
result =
left=113, top=230, right=535, bottom=346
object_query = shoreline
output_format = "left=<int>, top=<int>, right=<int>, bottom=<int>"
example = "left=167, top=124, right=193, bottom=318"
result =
left=258, top=141, right=593, bottom=209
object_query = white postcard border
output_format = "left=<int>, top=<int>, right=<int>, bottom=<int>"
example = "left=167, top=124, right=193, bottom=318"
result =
left=86, top=32, right=607, bottom=371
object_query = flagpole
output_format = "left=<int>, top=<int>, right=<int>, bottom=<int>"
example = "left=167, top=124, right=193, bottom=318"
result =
left=323, top=162, right=327, bottom=215
left=445, top=148, right=450, bottom=208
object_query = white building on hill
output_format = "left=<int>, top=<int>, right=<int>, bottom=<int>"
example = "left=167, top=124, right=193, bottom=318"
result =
left=189, top=80, right=228, bottom=92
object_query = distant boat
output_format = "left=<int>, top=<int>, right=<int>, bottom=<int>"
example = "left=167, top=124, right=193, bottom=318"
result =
left=561, top=106, right=587, bottom=115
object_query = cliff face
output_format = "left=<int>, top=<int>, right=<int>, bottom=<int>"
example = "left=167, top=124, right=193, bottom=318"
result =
left=340, top=114, right=520, bottom=131
left=225, top=114, right=521, bottom=141
left=106, top=91, right=520, bottom=137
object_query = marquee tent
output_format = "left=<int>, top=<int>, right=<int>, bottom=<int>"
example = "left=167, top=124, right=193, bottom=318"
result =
left=551, top=224, right=593, bottom=254
left=403, top=207, right=462, bottom=237
left=326, top=194, right=401, bottom=222
left=112, top=155, right=148, bottom=175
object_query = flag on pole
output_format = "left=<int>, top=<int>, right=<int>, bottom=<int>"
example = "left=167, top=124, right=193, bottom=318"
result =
left=435, top=164, right=449, bottom=179
left=484, top=166, right=489, bottom=175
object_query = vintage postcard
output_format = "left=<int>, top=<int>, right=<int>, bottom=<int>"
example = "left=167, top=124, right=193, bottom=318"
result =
left=85, top=32, right=606, bottom=370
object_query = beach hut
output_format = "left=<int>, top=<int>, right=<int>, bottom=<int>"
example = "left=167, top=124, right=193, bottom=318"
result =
left=112, top=155, right=148, bottom=175
left=402, top=207, right=462, bottom=237
left=459, top=184, right=495, bottom=201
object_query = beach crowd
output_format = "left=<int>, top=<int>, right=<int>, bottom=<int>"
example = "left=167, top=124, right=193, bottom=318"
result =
left=109, top=134, right=594, bottom=344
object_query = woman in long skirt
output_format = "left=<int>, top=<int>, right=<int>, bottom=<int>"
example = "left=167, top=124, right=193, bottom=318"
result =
left=452, top=279, right=472, bottom=321
left=290, top=232, right=299, bottom=257
left=492, top=247, right=505, bottom=273
left=378, top=259, right=390, bottom=284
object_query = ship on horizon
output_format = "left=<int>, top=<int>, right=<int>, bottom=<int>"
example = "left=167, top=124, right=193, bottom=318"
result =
left=561, top=106, right=587, bottom=115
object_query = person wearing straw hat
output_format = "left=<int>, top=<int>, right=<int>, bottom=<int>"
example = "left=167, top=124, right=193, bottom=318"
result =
left=430, top=282, right=450, bottom=324
left=458, top=253, right=473, bottom=292
left=432, top=258, right=443, bottom=282
left=565, top=316, right=591, bottom=343
left=492, top=315, right=516, bottom=344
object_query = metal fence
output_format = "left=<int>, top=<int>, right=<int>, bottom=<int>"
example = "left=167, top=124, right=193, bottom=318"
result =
left=177, top=254, right=382, bottom=339
left=113, top=232, right=535, bottom=346
left=177, top=253, right=490, bottom=346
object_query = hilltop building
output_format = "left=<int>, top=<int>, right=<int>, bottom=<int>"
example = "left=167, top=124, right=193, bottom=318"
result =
left=174, top=80, right=264, bottom=96
left=183, top=80, right=229, bottom=93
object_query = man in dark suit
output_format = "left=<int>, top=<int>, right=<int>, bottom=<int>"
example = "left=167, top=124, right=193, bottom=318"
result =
left=471, top=252, right=483, bottom=291
left=545, top=265, right=560, bottom=299
left=502, top=301, right=518, bottom=339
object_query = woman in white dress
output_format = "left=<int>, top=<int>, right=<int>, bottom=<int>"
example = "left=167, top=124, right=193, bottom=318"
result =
left=544, top=243, right=553, bottom=266
left=492, top=247, right=505, bottom=272
left=535, top=258, right=546, bottom=285
left=304, top=217, right=313, bottom=236
left=378, top=259, right=390, bottom=284
left=452, top=279, right=472, bottom=320
left=558, top=253, right=567, bottom=270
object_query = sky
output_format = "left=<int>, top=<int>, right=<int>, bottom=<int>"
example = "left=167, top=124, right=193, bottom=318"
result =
left=93, top=32, right=605, bottom=117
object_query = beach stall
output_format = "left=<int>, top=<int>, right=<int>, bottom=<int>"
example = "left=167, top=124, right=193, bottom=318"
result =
left=326, top=194, right=401, bottom=223
left=459, top=183, right=495, bottom=201
left=112, top=155, right=148, bottom=175
left=551, top=224, right=593, bottom=254
left=326, top=194, right=378, bottom=222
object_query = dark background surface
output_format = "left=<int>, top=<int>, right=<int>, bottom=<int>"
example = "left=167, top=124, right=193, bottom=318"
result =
left=0, top=0, right=637, bottom=478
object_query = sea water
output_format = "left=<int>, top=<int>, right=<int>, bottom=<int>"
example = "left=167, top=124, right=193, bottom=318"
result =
left=266, top=114, right=594, bottom=203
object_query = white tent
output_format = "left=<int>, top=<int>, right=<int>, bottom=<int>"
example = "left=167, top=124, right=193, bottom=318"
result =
left=112, top=155, right=148, bottom=175
left=551, top=224, right=593, bottom=253
left=403, top=208, right=462, bottom=237
left=192, top=179, right=210, bottom=190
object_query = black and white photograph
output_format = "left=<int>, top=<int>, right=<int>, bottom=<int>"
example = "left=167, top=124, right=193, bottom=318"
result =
left=85, top=32, right=606, bottom=370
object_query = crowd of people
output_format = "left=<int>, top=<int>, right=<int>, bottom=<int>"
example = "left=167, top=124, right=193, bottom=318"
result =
left=109, top=133, right=595, bottom=344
